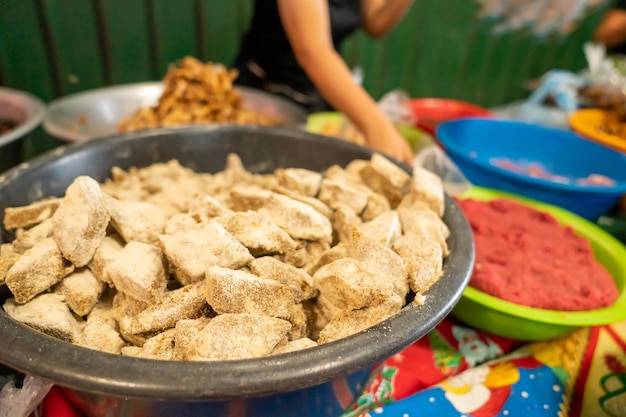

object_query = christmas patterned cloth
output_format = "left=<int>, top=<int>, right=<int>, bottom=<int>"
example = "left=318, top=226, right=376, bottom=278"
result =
left=341, top=317, right=626, bottom=417
left=7, top=317, right=626, bottom=417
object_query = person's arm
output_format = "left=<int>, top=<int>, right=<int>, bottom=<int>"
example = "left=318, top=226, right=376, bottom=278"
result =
left=594, top=8, right=626, bottom=48
left=360, top=0, right=414, bottom=38
left=277, top=0, right=414, bottom=164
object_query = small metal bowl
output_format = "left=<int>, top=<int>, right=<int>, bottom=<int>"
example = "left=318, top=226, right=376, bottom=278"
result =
left=43, top=82, right=308, bottom=142
left=0, top=87, right=46, bottom=171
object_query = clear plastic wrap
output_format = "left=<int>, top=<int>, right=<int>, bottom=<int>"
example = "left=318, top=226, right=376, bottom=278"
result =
left=413, top=145, right=472, bottom=197
left=0, top=375, right=52, bottom=417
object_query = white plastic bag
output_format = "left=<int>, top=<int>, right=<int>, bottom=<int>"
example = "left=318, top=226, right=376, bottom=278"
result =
left=0, top=375, right=52, bottom=417
left=377, top=89, right=416, bottom=126
left=413, top=145, right=473, bottom=196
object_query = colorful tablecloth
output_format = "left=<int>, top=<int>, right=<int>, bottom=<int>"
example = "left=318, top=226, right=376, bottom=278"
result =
left=5, top=317, right=626, bottom=417
left=340, top=317, right=626, bottom=417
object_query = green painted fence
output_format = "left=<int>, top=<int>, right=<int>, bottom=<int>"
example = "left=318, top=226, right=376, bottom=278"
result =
left=0, top=0, right=611, bottom=159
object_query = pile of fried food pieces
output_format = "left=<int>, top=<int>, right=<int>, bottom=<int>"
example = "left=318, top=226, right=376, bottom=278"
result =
left=118, top=56, right=278, bottom=133
left=0, top=153, right=449, bottom=361
left=579, top=83, right=626, bottom=138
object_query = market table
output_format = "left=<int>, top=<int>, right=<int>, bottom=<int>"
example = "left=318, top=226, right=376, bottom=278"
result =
left=27, top=316, right=626, bottom=417
left=3, top=109, right=626, bottom=416
left=24, top=199, right=626, bottom=417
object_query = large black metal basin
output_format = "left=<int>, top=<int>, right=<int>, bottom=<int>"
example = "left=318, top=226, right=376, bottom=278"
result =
left=0, top=125, right=474, bottom=417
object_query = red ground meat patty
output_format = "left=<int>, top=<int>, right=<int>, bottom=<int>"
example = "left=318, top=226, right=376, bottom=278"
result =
left=458, top=198, right=619, bottom=311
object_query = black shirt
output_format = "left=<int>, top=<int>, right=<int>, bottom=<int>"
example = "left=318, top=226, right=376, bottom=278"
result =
left=233, top=0, right=362, bottom=112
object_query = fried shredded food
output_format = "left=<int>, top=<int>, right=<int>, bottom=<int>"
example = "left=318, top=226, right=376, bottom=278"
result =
left=118, top=56, right=279, bottom=133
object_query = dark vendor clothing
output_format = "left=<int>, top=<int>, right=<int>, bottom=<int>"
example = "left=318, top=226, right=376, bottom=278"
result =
left=607, top=0, right=626, bottom=55
left=233, top=0, right=362, bottom=113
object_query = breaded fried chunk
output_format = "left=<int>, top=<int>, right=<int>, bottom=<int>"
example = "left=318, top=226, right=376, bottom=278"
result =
left=307, top=242, right=349, bottom=276
left=393, top=230, right=444, bottom=295
left=12, top=218, right=54, bottom=253
left=122, top=328, right=176, bottom=360
left=344, top=159, right=370, bottom=177
left=158, top=220, right=253, bottom=285
left=271, top=186, right=334, bottom=219
left=173, top=317, right=211, bottom=360
left=52, top=176, right=111, bottom=267
left=116, top=160, right=208, bottom=216
left=360, top=210, right=402, bottom=247
left=164, top=213, right=200, bottom=235
left=287, top=303, right=308, bottom=340
left=361, top=191, right=391, bottom=222
left=112, top=291, right=150, bottom=346
left=230, top=186, right=333, bottom=243
left=183, top=313, right=291, bottom=361
left=228, top=185, right=272, bottom=211
left=317, top=295, right=403, bottom=344
left=318, top=178, right=369, bottom=214
left=323, top=164, right=367, bottom=189
left=322, top=164, right=390, bottom=221
left=87, top=234, right=125, bottom=286
left=5, top=237, right=74, bottom=304
left=0, top=244, right=20, bottom=286
left=127, top=282, right=206, bottom=335
left=3, top=197, right=62, bottom=230
left=108, top=241, right=168, bottom=304
left=275, top=168, right=322, bottom=197
left=57, top=268, right=107, bottom=316
left=332, top=205, right=363, bottom=244
left=348, top=227, right=409, bottom=299
left=313, top=257, right=397, bottom=319
left=77, top=291, right=128, bottom=354
left=188, top=194, right=232, bottom=222
left=108, top=198, right=168, bottom=245
left=223, top=153, right=257, bottom=185
left=206, top=266, right=294, bottom=318
left=298, top=241, right=332, bottom=273
left=215, top=211, right=297, bottom=256
left=4, top=293, right=82, bottom=343
left=80, top=317, right=127, bottom=354
left=359, top=153, right=411, bottom=208
left=249, top=256, right=317, bottom=302
left=410, top=166, right=445, bottom=217
left=87, top=291, right=117, bottom=327
left=396, top=201, right=450, bottom=256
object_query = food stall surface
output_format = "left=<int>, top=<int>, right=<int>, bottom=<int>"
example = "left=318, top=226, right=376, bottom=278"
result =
left=22, top=316, right=626, bottom=416
left=3, top=97, right=626, bottom=416
left=4, top=135, right=626, bottom=417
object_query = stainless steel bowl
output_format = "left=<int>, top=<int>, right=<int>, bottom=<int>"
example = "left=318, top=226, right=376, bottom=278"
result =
left=0, top=125, right=474, bottom=417
left=43, top=82, right=309, bottom=142
left=0, top=87, right=46, bottom=171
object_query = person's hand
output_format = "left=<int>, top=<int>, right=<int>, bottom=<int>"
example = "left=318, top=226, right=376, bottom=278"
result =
left=363, top=118, right=415, bottom=166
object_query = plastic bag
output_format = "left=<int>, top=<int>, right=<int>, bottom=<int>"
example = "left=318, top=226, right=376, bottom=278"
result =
left=377, top=89, right=416, bottom=126
left=489, top=69, right=584, bottom=129
left=413, top=145, right=472, bottom=197
left=0, top=375, right=52, bottom=417
left=334, top=88, right=420, bottom=148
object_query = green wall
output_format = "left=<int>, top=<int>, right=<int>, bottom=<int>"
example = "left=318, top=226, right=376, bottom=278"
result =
left=0, top=0, right=610, bottom=158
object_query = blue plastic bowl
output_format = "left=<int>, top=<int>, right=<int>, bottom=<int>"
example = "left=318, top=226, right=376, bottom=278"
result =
left=437, top=118, right=626, bottom=220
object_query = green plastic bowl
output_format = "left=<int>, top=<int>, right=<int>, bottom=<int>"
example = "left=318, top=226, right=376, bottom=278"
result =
left=451, top=187, right=626, bottom=341
left=306, top=111, right=434, bottom=153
